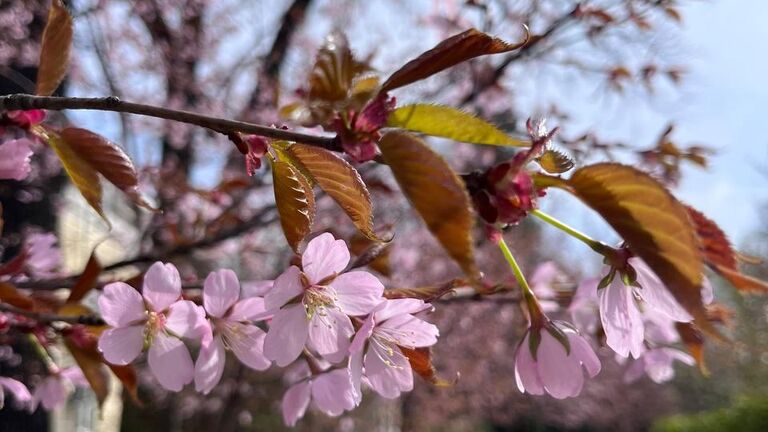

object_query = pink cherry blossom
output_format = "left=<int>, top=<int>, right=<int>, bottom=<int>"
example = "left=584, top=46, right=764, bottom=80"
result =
left=529, top=261, right=565, bottom=313
left=97, top=261, right=206, bottom=391
left=281, top=362, right=358, bottom=427
left=623, top=347, right=695, bottom=384
left=24, top=232, right=61, bottom=277
left=30, top=367, right=87, bottom=411
left=0, top=138, right=33, bottom=181
left=0, top=376, right=32, bottom=410
left=5, top=110, right=46, bottom=128
left=514, top=322, right=601, bottom=399
left=194, top=269, right=271, bottom=395
left=348, top=299, right=439, bottom=399
left=263, top=233, right=385, bottom=367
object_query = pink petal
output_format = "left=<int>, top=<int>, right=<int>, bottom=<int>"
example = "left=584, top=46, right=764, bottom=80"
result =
left=0, top=138, right=33, bottom=181
left=310, top=369, right=357, bottom=416
left=34, top=377, right=66, bottom=411
left=0, top=377, right=32, bottom=406
left=228, top=297, right=270, bottom=321
left=98, top=282, right=146, bottom=327
left=308, top=307, right=354, bottom=362
left=701, top=277, right=714, bottom=305
left=348, top=347, right=364, bottom=404
left=142, top=262, right=182, bottom=312
left=225, top=323, right=271, bottom=371
left=514, top=333, right=544, bottom=395
left=364, top=346, right=413, bottom=398
left=24, top=233, right=61, bottom=276
left=282, top=381, right=311, bottom=427
left=330, top=271, right=384, bottom=316
left=203, top=269, right=240, bottom=318
left=632, top=258, right=692, bottom=322
left=60, top=367, right=88, bottom=387
left=537, top=331, right=583, bottom=399
left=265, top=266, right=304, bottom=310
left=98, top=325, right=145, bottom=365
left=373, top=299, right=431, bottom=323
left=242, top=280, right=274, bottom=298
left=148, top=333, right=194, bottom=391
left=263, top=304, right=309, bottom=367
left=194, top=334, right=226, bottom=395
left=567, top=331, right=601, bottom=377
left=379, top=314, right=439, bottom=348
left=349, top=315, right=376, bottom=355
left=600, top=279, right=645, bottom=358
left=302, top=233, right=350, bottom=284
left=165, top=300, right=206, bottom=339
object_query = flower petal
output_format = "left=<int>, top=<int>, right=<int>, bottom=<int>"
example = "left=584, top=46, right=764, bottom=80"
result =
left=0, top=138, right=33, bottom=181
left=194, top=334, right=226, bottom=395
left=632, top=258, right=692, bottom=322
left=567, top=331, right=601, bottom=377
left=514, top=332, right=544, bottom=395
left=348, top=347, right=364, bottom=404
left=263, top=304, right=309, bottom=367
left=98, top=282, right=146, bottom=327
left=379, top=313, right=439, bottom=348
left=282, top=381, right=311, bottom=427
left=0, top=377, right=32, bottom=407
left=225, top=323, right=271, bottom=371
left=302, top=233, right=350, bottom=284
left=349, top=315, right=376, bottom=355
left=308, top=307, right=353, bottom=362
left=330, top=271, right=384, bottom=316
left=242, top=280, right=273, bottom=298
left=229, top=297, right=270, bottom=322
left=364, top=346, right=413, bottom=399
left=311, top=369, right=357, bottom=416
left=265, top=266, right=304, bottom=310
left=599, top=279, right=645, bottom=358
left=373, top=299, right=431, bottom=323
left=203, top=269, right=240, bottom=318
left=142, top=262, right=182, bottom=312
left=148, top=333, right=194, bottom=392
left=98, top=325, right=145, bottom=365
left=537, top=331, right=583, bottom=399
left=165, top=300, right=206, bottom=339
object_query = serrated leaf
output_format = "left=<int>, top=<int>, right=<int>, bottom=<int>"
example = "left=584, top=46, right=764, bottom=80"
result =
left=47, top=131, right=105, bottom=219
left=378, top=131, right=478, bottom=278
left=284, top=143, right=379, bottom=240
left=60, top=128, right=155, bottom=211
left=387, top=104, right=525, bottom=147
left=66, top=251, right=102, bottom=304
left=538, top=149, right=574, bottom=174
left=36, top=0, right=73, bottom=96
left=309, top=32, right=364, bottom=102
left=566, top=163, right=709, bottom=329
left=380, top=28, right=527, bottom=93
left=272, top=161, right=315, bottom=252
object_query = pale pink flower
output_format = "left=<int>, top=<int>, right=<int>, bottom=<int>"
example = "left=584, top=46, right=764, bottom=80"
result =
left=568, top=277, right=600, bottom=335
left=194, top=269, right=271, bottom=395
left=281, top=362, right=358, bottom=427
left=598, top=258, right=694, bottom=358
left=623, top=347, right=694, bottom=384
left=348, top=299, right=439, bottom=399
left=0, top=376, right=32, bottom=410
left=529, top=261, right=565, bottom=313
left=0, top=138, right=33, bottom=181
left=263, top=233, right=385, bottom=366
left=514, top=322, right=601, bottom=399
left=97, top=262, right=206, bottom=391
left=30, top=367, right=87, bottom=411
left=24, top=232, right=61, bottom=277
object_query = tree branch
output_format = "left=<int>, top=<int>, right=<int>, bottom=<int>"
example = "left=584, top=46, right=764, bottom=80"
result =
left=0, top=303, right=105, bottom=326
left=0, top=94, right=340, bottom=150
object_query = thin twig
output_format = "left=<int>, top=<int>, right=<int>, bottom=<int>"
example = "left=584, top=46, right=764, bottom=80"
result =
left=0, top=303, right=105, bottom=326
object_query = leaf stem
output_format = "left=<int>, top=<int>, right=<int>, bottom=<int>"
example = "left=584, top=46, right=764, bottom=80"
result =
left=496, top=236, right=544, bottom=325
left=531, top=209, right=612, bottom=256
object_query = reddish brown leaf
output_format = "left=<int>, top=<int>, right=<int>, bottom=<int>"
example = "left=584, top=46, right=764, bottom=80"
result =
left=285, top=143, right=379, bottom=240
left=64, top=335, right=110, bottom=406
left=400, top=347, right=455, bottom=386
left=379, top=131, right=478, bottom=278
left=685, top=205, right=737, bottom=271
left=567, top=164, right=710, bottom=330
left=66, top=252, right=102, bottom=304
left=713, top=264, right=768, bottom=293
left=676, top=322, right=708, bottom=375
left=36, top=0, right=73, bottom=96
left=349, top=233, right=391, bottom=276
left=46, top=130, right=105, bottom=219
left=384, top=279, right=466, bottom=302
left=272, top=160, right=315, bottom=252
left=0, top=282, right=35, bottom=310
left=108, top=364, right=142, bottom=406
left=380, top=28, right=528, bottom=93
left=309, top=32, right=363, bottom=102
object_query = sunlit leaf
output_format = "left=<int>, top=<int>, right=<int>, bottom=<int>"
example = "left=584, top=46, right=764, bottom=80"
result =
left=387, top=104, right=525, bottom=147
left=36, top=0, right=73, bottom=96
left=538, top=149, right=574, bottom=174
left=309, top=32, right=363, bottom=102
left=400, top=347, right=456, bottom=387
left=380, top=28, right=528, bottom=93
left=349, top=233, right=391, bottom=276
left=566, top=163, right=709, bottom=328
left=0, top=282, right=35, bottom=310
left=272, top=160, right=315, bottom=252
left=676, top=322, right=708, bottom=375
left=378, top=131, right=478, bottom=278
left=284, top=143, right=379, bottom=240
left=60, top=128, right=155, bottom=211
left=712, top=265, right=768, bottom=293
left=66, top=251, right=102, bottom=304
left=46, top=131, right=105, bottom=219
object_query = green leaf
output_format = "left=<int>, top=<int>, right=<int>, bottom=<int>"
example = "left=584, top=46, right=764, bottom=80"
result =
left=378, top=131, right=478, bottom=278
left=284, top=143, right=379, bottom=241
left=566, top=163, right=711, bottom=330
left=272, top=160, right=315, bottom=252
left=36, top=0, right=73, bottom=96
left=387, top=104, right=525, bottom=147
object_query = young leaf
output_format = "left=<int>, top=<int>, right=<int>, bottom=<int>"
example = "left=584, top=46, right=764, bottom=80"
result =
left=272, top=160, right=315, bottom=252
left=60, top=128, right=155, bottom=211
left=66, top=251, right=102, bottom=304
left=108, top=364, right=142, bottom=406
left=380, top=28, right=528, bottom=93
left=37, top=0, right=73, bottom=96
left=387, top=104, right=525, bottom=147
left=566, top=163, right=709, bottom=327
left=284, top=143, right=379, bottom=240
left=400, top=347, right=455, bottom=387
left=47, top=132, right=105, bottom=219
left=538, top=149, right=575, bottom=174
left=64, top=336, right=110, bottom=407
left=378, top=131, right=478, bottom=278
left=0, top=282, right=35, bottom=310
left=309, top=31, right=360, bottom=102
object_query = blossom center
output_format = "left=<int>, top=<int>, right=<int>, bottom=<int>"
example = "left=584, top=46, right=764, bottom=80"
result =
left=302, top=285, right=338, bottom=320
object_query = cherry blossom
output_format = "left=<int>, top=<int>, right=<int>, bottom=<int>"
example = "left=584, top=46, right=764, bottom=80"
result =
left=194, top=269, right=271, bottom=395
left=97, top=261, right=206, bottom=391
left=0, top=138, right=33, bottom=181
left=281, top=361, right=358, bottom=427
left=623, top=347, right=695, bottom=384
left=0, top=376, right=32, bottom=410
left=263, top=233, right=385, bottom=367
left=529, top=261, right=566, bottom=313
left=30, top=367, right=87, bottom=411
left=349, top=299, right=439, bottom=399
left=514, top=321, right=601, bottom=399
left=24, top=232, right=61, bottom=277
